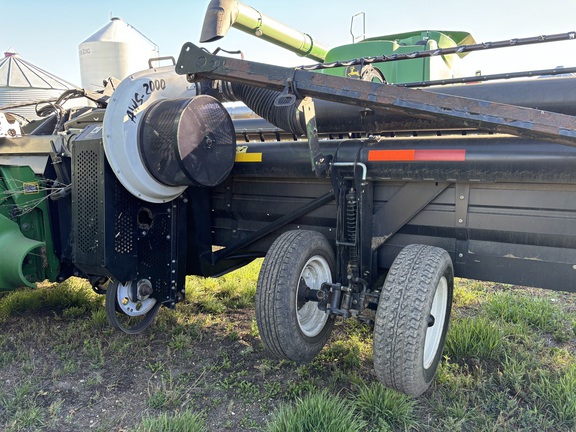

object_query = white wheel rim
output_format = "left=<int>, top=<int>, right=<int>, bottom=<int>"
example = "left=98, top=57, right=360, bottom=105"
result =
left=296, top=255, right=331, bottom=337
left=116, top=281, right=157, bottom=317
left=423, top=276, right=448, bottom=369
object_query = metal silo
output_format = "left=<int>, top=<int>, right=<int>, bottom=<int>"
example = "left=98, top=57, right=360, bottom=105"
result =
left=79, top=17, right=159, bottom=91
left=0, top=49, right=78, bottom=121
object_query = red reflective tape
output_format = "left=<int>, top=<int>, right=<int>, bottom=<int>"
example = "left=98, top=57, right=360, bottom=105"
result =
left=368, top=149, right=466, bottom=161
left=414, top=149, right=466, bottom=161
left=368, top=150, right=415, bottom=161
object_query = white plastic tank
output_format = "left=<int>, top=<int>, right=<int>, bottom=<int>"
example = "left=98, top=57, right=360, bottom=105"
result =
left=0, top=49, right=79, bottom=121
left=79, top=17, right=159, bottom=91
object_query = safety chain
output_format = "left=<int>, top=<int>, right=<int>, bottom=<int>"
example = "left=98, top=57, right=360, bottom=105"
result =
left=297, top=31, right=576, bottom=71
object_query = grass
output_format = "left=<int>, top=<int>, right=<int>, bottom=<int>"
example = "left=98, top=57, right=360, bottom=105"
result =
left=444, top=316, right=503, bottom=361
left=0, top=267, right=576, bottom=431
left=0, top=277, right=102, bottom=322
left=485, top=290, right=574, bottom=342
left=265, top=390, right=368, bottom=432
left=531, top=363, right=576, bottom=428
left=184, top=260, right=261, bottom=313
left=135, top=410, right=207, bottom=432
left=353, top=382, right=417, bottom=430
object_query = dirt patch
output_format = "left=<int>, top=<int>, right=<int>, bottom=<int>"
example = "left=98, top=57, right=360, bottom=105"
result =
left=0, top=308, right=364, bottom=431
left=1, top=283, right=576, bottom=431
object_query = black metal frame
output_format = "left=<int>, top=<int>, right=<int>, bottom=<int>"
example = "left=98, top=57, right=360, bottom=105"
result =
left=70, top=125, right=186, bottom=308
left=200, top=135, right=576, bottom=298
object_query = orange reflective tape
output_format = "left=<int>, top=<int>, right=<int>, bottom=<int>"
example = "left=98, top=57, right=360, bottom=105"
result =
left=368, top=149, right=466, bottom=162
left=414, top=149, right=466, bottom=161
left=368, top=149, right=416, bottom=161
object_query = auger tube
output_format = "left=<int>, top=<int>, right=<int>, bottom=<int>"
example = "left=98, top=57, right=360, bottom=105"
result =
left=200, top=0, right=328, bottom=62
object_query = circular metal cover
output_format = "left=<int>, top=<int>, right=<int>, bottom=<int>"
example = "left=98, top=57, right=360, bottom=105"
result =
left=102, top=66, right=197, bottom=203
left=139, top=96, right=236, bottom=187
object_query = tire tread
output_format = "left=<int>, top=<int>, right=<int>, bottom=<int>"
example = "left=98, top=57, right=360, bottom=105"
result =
left=373, top=244, right=453, bottom=396
left=256, top=230, right=335, bottom=363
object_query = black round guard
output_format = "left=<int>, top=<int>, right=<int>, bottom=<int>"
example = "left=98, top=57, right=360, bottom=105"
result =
left=139, top=95, right=236, bottom=187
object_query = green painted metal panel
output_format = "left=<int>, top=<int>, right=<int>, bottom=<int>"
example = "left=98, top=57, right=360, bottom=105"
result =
left=321, top=30, right=475, bottom=84
left=0, top=165, right=60, bottom=290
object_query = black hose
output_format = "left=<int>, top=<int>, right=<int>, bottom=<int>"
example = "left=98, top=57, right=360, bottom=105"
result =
left=228, top=83, right=306, bottom=135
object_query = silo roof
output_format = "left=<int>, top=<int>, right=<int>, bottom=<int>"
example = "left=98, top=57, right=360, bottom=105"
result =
left=81, top=17, right=157, bottom=48
left=0, top=49, right=78, bottom=90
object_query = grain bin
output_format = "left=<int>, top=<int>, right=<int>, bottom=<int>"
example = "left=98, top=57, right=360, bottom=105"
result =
left=79, top=17, right=159, bottom=91
left=0, top=49, right=78, bottom=121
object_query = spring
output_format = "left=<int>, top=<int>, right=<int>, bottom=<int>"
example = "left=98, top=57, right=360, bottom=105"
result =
left=346, top=188, right=358, bottom=270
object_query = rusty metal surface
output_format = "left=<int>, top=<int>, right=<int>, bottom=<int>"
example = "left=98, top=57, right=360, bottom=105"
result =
left=176, top=43, right=576, bottom=147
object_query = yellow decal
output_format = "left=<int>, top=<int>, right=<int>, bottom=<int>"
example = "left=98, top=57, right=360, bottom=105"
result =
left=23, top=182, right=40, bottom=194
left=235, top=152, right=262, bottom=162
left=346, top=66, right=361, bottom=78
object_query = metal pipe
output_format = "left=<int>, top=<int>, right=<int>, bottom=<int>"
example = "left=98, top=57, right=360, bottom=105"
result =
left=332, top=162, right=367, bottom=181
left=229, top=137, right=576, bottom=184
left=200, top=0, right=328, bottom=62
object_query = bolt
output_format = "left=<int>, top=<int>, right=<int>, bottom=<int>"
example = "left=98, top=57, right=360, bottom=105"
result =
left=458, top=218, right=464, bottom=224
left=459, top=195, right=465, bottom=200
left=458, top=253, right=464, bottom=258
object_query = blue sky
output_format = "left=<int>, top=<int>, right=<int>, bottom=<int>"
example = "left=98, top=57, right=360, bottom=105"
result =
left=3, top=0, right=576, bottom=86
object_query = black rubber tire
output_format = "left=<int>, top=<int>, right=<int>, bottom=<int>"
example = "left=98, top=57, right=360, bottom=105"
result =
left=105, top=280, right=161, bottom=335
left=373, top=244, right=453, bottom=397
left=256, top=230, right=335, bottom=363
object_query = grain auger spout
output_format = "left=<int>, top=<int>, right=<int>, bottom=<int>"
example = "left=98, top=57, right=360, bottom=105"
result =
left=200, top=0, right=329, bottom=62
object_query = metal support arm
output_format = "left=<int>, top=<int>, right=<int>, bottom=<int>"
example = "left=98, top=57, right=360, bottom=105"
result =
left=176, top=43, right=576, bottom=147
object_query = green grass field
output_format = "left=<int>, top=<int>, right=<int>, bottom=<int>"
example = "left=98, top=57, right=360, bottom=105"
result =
left=0, top=261, right=575, bottom=431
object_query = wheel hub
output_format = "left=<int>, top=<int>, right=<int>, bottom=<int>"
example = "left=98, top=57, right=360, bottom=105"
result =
left=296, top=255, right=331, bottom=338
left=117, top=280, right=157, bottom=316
